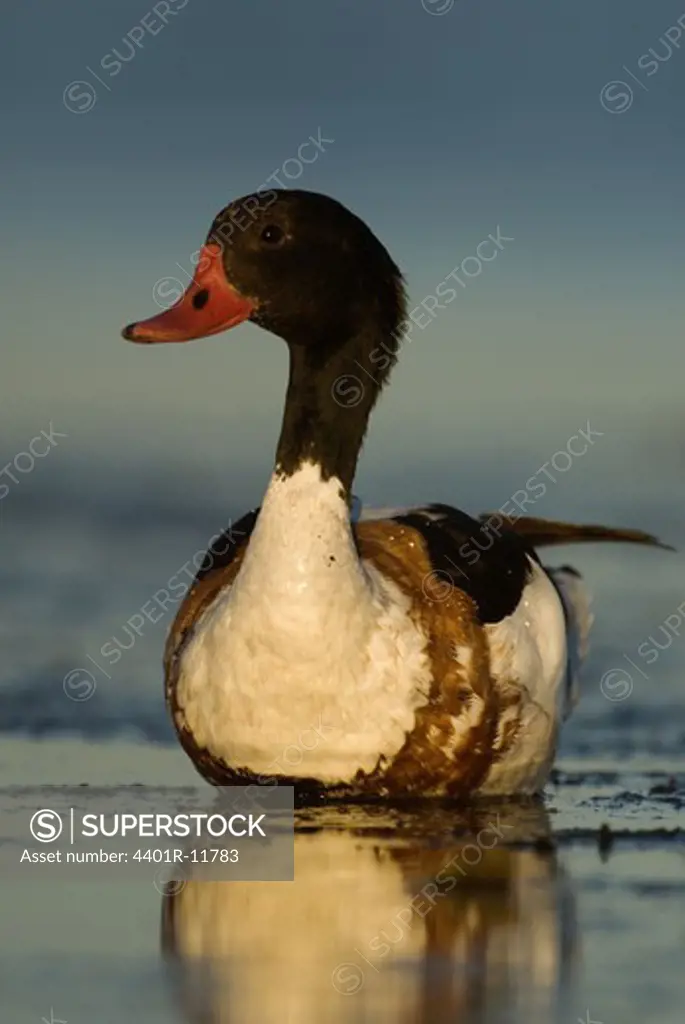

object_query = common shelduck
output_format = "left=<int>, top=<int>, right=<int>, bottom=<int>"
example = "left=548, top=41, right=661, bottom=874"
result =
left=122, top=190, right=669, bottom=797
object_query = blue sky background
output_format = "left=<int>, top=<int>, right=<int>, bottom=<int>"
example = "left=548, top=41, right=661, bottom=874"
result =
left=2, top=0, right=684, bottom=515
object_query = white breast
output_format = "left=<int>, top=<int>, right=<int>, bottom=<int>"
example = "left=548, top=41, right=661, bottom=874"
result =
left=175, top=462, right=431, bottom=785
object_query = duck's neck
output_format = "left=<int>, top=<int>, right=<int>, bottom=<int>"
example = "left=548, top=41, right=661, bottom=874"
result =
left=229, top=326, right=396, bottom=631
left=274, top=326, right=391, bottom=496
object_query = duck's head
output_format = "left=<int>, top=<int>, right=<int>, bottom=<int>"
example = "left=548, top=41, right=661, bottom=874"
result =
left=123, top=190, right=406, bottom=359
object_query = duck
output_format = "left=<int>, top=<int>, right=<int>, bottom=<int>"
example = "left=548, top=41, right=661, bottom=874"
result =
left=122, top=189, right=669, bottom=798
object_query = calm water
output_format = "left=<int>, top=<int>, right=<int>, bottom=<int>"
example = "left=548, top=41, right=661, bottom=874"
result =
left=1, top=458, right=684, bottom=1023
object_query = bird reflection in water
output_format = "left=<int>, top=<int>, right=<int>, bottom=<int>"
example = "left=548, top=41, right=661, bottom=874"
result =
left=160, top=803, right=577, bottom=1024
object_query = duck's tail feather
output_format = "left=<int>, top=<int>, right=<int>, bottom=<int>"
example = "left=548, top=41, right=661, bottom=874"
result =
left=483, top=515, right=674, bottom=551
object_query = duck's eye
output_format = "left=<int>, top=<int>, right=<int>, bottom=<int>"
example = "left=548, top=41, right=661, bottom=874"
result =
left=260, top=224, right=285, bottom=245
